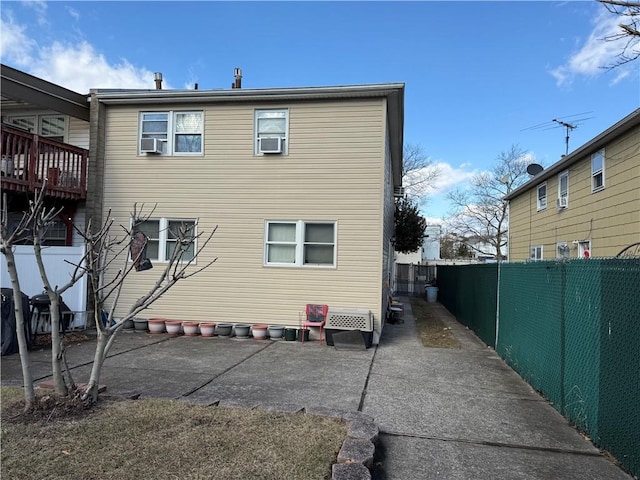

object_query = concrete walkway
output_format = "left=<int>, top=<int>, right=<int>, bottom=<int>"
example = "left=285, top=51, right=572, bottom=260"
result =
left=0, top=300, right=632, bottom=480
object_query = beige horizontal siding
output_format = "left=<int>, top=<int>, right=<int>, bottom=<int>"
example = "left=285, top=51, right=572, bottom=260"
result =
left=509, top=126, right=640, bottom=261
left=100, top=98, right=387, bottom=329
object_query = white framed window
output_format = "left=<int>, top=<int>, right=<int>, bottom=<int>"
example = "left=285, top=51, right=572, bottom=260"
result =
left=139, top=111, right=203, bottom=155
left=8, top=115, right=66, bottom=142
left=255, top=109, right=288, bottom=155
left=578, top=240, right=591, bottom=259
left=265, top=220, right=336, bottom=267
left=558, top=171, right=569, bottom=207
left=133, top=218, right=196, bottom=262
left=591, top=149, right=605, bottom=192
left=537, top=183, right=547, bottom=211
left=556, top=242, right=570, bottom=259
left=530, top=245, right=543, bottom=261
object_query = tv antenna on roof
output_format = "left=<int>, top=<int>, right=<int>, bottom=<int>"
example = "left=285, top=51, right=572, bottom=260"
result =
left=521, top=112, right=593, bottom=156
left=553, top=119, right=576, bottom=156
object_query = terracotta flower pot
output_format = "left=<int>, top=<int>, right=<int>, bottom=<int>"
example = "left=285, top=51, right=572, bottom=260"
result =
left=252, top=324, right=268, bottom=339
left=199, top=322, right=217, bottom=337
left=182, top=321, right=200, bottom=336
left=148, top=318, right=166, bottom=334
left=165, top=320, right=182, bottom=336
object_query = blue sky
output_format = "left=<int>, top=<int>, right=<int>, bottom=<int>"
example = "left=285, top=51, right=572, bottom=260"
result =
left=1, top=1, right=638, bottom=221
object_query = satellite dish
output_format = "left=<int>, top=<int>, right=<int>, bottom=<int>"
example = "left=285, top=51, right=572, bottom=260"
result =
left=527, top=163, right=544, bottom=176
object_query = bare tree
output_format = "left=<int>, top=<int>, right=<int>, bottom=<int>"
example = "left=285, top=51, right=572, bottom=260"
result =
left=402, top=144, right=441, bottom=205
left=599, top=0, right=640, bottom=67
left=79, top=204, right=217, bottom=404
left=446, top=145, right=532, bottom=262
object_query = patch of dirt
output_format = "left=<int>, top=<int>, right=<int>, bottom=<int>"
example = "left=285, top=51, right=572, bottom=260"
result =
left=410, top=297, right=461, bottom=349
left=33, top=332, right=94, bottom=348
left=2, top=391, right=96, bottom=425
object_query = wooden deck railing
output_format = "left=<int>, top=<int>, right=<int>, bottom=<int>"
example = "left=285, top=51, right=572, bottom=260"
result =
left=1, top=124, right=88, bottom=200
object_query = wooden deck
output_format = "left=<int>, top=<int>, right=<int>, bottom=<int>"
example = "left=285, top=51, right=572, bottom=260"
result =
left=1, top=124, right=88, bottom=200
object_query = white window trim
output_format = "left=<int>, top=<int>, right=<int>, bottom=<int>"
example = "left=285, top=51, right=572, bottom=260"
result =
left=132, top=217, right=197, bottom=263
left=254, top=108, right=289, bottom=155
left=578, top=240, right=591, bottom=259
left=558, top=170, right=569, bottom=207
left=8, top=114, right=67, bottom=142
left=264, top=220, right=336, bottom=268
left=139, top=111, right=204, bottom=156
left=530, top=245, right=543, bottom=261
left=537, top=183, right=547, bottom=211
left=591, top=149, right=605, bottom=193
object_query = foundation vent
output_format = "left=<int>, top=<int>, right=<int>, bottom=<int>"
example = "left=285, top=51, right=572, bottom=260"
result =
left=326, top=307, right=372, bottom=332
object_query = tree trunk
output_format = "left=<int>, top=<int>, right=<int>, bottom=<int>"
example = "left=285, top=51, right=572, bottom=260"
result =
left=48, top=295, right=67, bottom=395
left=3, top=248, right=36, bottom=411
left=83, top=328, right=110, bottom=404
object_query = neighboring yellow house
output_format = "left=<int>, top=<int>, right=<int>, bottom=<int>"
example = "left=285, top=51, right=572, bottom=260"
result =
left=505, top=108, right=640, bottom=262
left=87, top=81, right=405, bottom=343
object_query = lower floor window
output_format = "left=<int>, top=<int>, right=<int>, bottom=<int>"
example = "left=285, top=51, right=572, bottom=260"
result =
left=265, top=220, right=336, bottom=267
left=530, top=245, right=543, bottom=261
left=134, top=218, right=196, bottom=262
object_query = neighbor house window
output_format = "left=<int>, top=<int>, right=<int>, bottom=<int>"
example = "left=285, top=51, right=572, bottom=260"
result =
left=556, top=242, right=570, bottom=259
left=134, top=218, right=196, bottom=262
left=265, top=220, right=335, bottom=267
left=591, top=149, right=605, bottom=192
left=8, top=115, right=66, bottom=142
left=530, top=245, right=543, bottom=261
left=558, top=171, right=568, bottom=207
left=255, top=109, right=288, bottom=155
left=140, top=111, right=203, bottom=155
left=537, top=183, right=547, bottom=211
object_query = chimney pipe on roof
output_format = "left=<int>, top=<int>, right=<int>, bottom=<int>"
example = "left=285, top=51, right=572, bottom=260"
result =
left=232, top=67, right=242, bottom=89
left=154, top=72, right=163, bottom=90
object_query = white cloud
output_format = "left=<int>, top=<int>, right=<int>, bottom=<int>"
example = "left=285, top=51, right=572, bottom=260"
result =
left=428, top=162, right=477, bottom=195
left=0, top=13, right=160, bottom=92
left=65, top=6, right=80, bottom=22
left=550, top=7, right=635, bottom=87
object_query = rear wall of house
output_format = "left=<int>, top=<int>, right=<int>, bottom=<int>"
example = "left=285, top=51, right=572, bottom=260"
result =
left=509, top=126, right=640, bottom=261
left=100, top=98, right=388, bottom=332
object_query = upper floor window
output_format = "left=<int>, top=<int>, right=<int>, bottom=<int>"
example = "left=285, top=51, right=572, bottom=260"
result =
left=134, top=218, right=196, bottom=262
left=140, top=111, right=203, bottom=155
left=255, top=109, right=288, bottom=155
left=591, top=149, right=605, bottom=192
left=8, top=115, right=66, bottom=143
left=537, top=183, right=547, bottom=211
left=265, top=220, right=335, bottom=267
left=558, top=171, right=569, bottom=208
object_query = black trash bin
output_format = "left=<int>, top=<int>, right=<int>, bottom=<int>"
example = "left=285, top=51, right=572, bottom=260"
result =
left=1, top=288, right=34, bottom=356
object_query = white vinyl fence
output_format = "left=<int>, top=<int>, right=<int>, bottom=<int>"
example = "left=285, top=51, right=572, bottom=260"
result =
left=1, top=246, right=88, bottom=330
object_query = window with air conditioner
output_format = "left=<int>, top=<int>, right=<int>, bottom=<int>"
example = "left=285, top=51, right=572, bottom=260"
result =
left=556, top=242, right=570, bottom=259
left=133, top=218, right=197, bottom=262
left=530, top=245, right=543, bottom=261
left=265, top=220, right=336, bottom=267
left=139, top=111, right=203, bottom=155
left=537, top=183, right=547, bottom=211
left=558, top=171, right=568, bottom=208
left=591, top=149, right=605, bottom=192
left=255, top=109, right=288, bottom=155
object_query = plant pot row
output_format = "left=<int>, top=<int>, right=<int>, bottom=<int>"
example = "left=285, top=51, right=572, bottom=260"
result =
left=127, top=319, right=287, bottom=340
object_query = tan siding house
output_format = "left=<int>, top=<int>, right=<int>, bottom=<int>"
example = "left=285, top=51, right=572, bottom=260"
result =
left=505, top=109, right=640, bottom=261
left=88, top=83, right=404, bottom=343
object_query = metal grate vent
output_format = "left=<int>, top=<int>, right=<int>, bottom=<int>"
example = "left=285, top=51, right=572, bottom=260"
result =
left=326, top=307, right=372, bottom=332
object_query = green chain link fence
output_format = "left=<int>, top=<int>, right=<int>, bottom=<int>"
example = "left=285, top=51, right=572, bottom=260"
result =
left=437, top=259, right=639, bottom=478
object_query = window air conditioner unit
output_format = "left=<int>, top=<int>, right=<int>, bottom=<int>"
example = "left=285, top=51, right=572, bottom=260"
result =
left=140, top=138, right=162, bottom=154
left=557, top=197, right=568, bottom=209
left=394, top=186, right=405, bottom=198
left=259, top=137, right=283, bottom=154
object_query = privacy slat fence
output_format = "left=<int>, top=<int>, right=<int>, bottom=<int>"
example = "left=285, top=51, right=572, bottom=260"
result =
left=437, top=259, right=639, bottom=478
